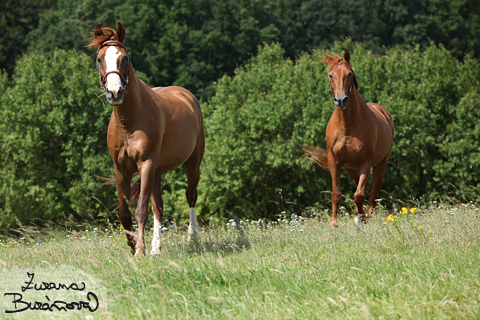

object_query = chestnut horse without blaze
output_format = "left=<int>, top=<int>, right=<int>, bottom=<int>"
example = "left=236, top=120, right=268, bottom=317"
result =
left=88, top=23, right=204, bottom=257
left=305, top=49, right=394, bottom=227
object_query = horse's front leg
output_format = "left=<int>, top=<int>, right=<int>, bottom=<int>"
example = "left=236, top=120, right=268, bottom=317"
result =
left=328, top=155, right=342, bottom=228
left=114, top=168, right=135, bottom=255
left=133, top=160, right=156, bottom=257
left=354, top=161, right=372, bottom=223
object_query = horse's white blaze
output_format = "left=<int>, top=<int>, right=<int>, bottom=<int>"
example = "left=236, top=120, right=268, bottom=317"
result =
left=104, top=46, right=122, bottom=95
left=150, top=216, right=162, bottom=255
left=187, top=207, right=201, bottom=245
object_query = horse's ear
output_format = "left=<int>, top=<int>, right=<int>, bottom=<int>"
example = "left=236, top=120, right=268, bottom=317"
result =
left=116, top=22, right=126, bottom=43
left=94, top=25, right=103, bottom=38
left=344, top=49, right=351, bottom=63
left=323, top=51, right=333, bottom=64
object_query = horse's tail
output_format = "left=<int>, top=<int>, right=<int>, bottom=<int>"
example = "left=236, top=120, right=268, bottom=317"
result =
left=303, top=145, right=329, bottom=171
left=96, top=173, right=141, bottom=209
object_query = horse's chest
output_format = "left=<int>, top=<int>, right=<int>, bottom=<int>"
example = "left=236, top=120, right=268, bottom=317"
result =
left=115, top=139, right=148, bottom=170
left=331, top=136, right=366, bottom=165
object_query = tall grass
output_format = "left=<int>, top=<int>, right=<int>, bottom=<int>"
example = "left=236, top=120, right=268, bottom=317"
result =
left=1, top=202, right=479, bottom=319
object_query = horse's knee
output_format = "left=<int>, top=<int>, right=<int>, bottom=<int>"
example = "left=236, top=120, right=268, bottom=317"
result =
left=134, top=208, right=149, bottom=225
left=331, top=192, right=342, bottom=205
left=354, top=192, right=365, bottom=206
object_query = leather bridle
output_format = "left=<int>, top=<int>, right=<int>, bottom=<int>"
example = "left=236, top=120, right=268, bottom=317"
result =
left=96, top=40, right=130, bottom=90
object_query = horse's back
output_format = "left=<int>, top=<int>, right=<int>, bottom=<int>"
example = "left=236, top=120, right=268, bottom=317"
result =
left=151, top=86, right=204, bottom=172
left=367, top=103, right=394, bottom=132
left=152, top=86, right=202, bottom=124
left=367, top=103, right=394, bottom=161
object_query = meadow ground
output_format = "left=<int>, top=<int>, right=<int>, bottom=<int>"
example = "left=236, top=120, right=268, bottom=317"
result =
left=0, top=202, right=479, bottom=319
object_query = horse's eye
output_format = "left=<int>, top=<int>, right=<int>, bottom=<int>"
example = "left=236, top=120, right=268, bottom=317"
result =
left=348, top=72, right=353, bottom=77
left=328, top=74, right=333, bottom=79
left=97, top=57, right=102, bottom=63
left=122, top=56, right=128, bottom=61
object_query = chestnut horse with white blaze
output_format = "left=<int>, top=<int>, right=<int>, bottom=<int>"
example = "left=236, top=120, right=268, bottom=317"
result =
left=87, top=23, right=204, bottom=257
left=305, top=49, right=394, bottom=228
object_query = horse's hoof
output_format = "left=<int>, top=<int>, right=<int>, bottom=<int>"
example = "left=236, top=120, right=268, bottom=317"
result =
left=134, top=249, right=145, bottom=258
left=187, top=227, right=201, bottom=247
left=150, top=248, right=162, bottom=256
left=354, top=216, right=361, bottom=226
left=330, top=222, right=338, bottom=228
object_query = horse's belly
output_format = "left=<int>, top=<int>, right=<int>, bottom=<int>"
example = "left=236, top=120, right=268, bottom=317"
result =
left=156, top=133, right=198, bottom=172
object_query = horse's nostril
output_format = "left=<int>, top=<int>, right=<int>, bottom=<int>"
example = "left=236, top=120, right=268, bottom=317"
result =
left=342, top=97, right=349, bottom=106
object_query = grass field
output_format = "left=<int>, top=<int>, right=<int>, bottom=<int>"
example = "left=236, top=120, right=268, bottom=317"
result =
left=1, top=202, right=479, bottom=319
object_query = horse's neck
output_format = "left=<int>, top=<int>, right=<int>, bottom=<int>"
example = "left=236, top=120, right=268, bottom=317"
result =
left=112, top=69, right=149, bottom=129
left=336, top=89, right=368, bottom=125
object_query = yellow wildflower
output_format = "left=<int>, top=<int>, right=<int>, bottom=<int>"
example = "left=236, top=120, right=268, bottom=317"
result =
left=387, top=214, right=395, bottom=222
left=402, top=207, right=408, bottom=214
left=410, top=208, right=417, bottom=214
left=429, top=230, right=432, bottom=233
left=383, top=222, right=387, bottom=225
left=418, top=226, right=423, bottom=230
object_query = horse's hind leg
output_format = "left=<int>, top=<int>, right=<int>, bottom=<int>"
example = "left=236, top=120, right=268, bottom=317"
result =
left=185, top=143, right=204, bottom=246
left=150, top=173, right=163, bottom=256
left=367, top=155, right=390, bottom=218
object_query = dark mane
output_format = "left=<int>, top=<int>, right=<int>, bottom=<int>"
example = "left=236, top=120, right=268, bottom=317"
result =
left=86, top=28, right=117, bottom=49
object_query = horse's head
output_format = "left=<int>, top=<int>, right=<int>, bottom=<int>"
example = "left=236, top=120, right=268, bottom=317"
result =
left=88, top=23, right=130, bottom=105
left=322, top=49, right=358, bottom=110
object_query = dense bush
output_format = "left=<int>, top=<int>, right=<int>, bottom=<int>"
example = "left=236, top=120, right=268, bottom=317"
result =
left=198, top=41, right=480, bottom=219
left=1, top=42, right=479, bottom=228
left=0, top=49, right=115, bottom=227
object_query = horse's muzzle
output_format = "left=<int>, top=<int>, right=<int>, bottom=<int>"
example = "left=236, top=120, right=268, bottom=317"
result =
left=333, top=96, right=349, bottom=110
left=106, top=88, right=124, bottom=105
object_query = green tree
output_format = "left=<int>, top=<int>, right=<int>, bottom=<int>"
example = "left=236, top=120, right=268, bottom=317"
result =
left=0, top=49, right=114, bottom=228
left=0, top=0, right=54, bottom=75
left=25, top=0, right=116, bottom=57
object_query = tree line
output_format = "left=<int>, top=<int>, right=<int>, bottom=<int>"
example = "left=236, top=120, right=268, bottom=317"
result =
left=2, top=0, right=479, bottom=100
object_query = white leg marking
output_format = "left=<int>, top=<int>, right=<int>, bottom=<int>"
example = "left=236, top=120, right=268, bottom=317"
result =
left=150, top=216, right=162, bottom=255
left=187, top=207, right=201, bottom=245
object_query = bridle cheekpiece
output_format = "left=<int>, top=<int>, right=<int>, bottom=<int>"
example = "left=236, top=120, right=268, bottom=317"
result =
left=97, top=40, right=130, bottom=90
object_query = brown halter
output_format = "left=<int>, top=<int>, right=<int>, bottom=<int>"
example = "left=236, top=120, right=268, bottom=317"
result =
left=97, top=40, right=130, bottom=90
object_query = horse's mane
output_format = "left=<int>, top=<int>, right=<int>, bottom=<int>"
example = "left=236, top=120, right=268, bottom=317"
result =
left=86, top=27, right=118, bottom=49
left=321, top=53, right=348, bottom=72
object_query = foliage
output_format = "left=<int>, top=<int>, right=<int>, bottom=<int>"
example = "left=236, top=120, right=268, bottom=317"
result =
left=0, top=49, right=114, bottom=228
left=25, top=0, right=116, bottom=58
left=199, top=41, right=480, bottom=219
left=0, top=0, right=54, bottom=75
left=3, top=0, right=477, bottom=101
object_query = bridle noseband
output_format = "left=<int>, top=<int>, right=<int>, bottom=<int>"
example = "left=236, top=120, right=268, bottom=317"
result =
left=328, top=61, right=356, bottom=99
left=97, top=40, right=130, bottom=90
